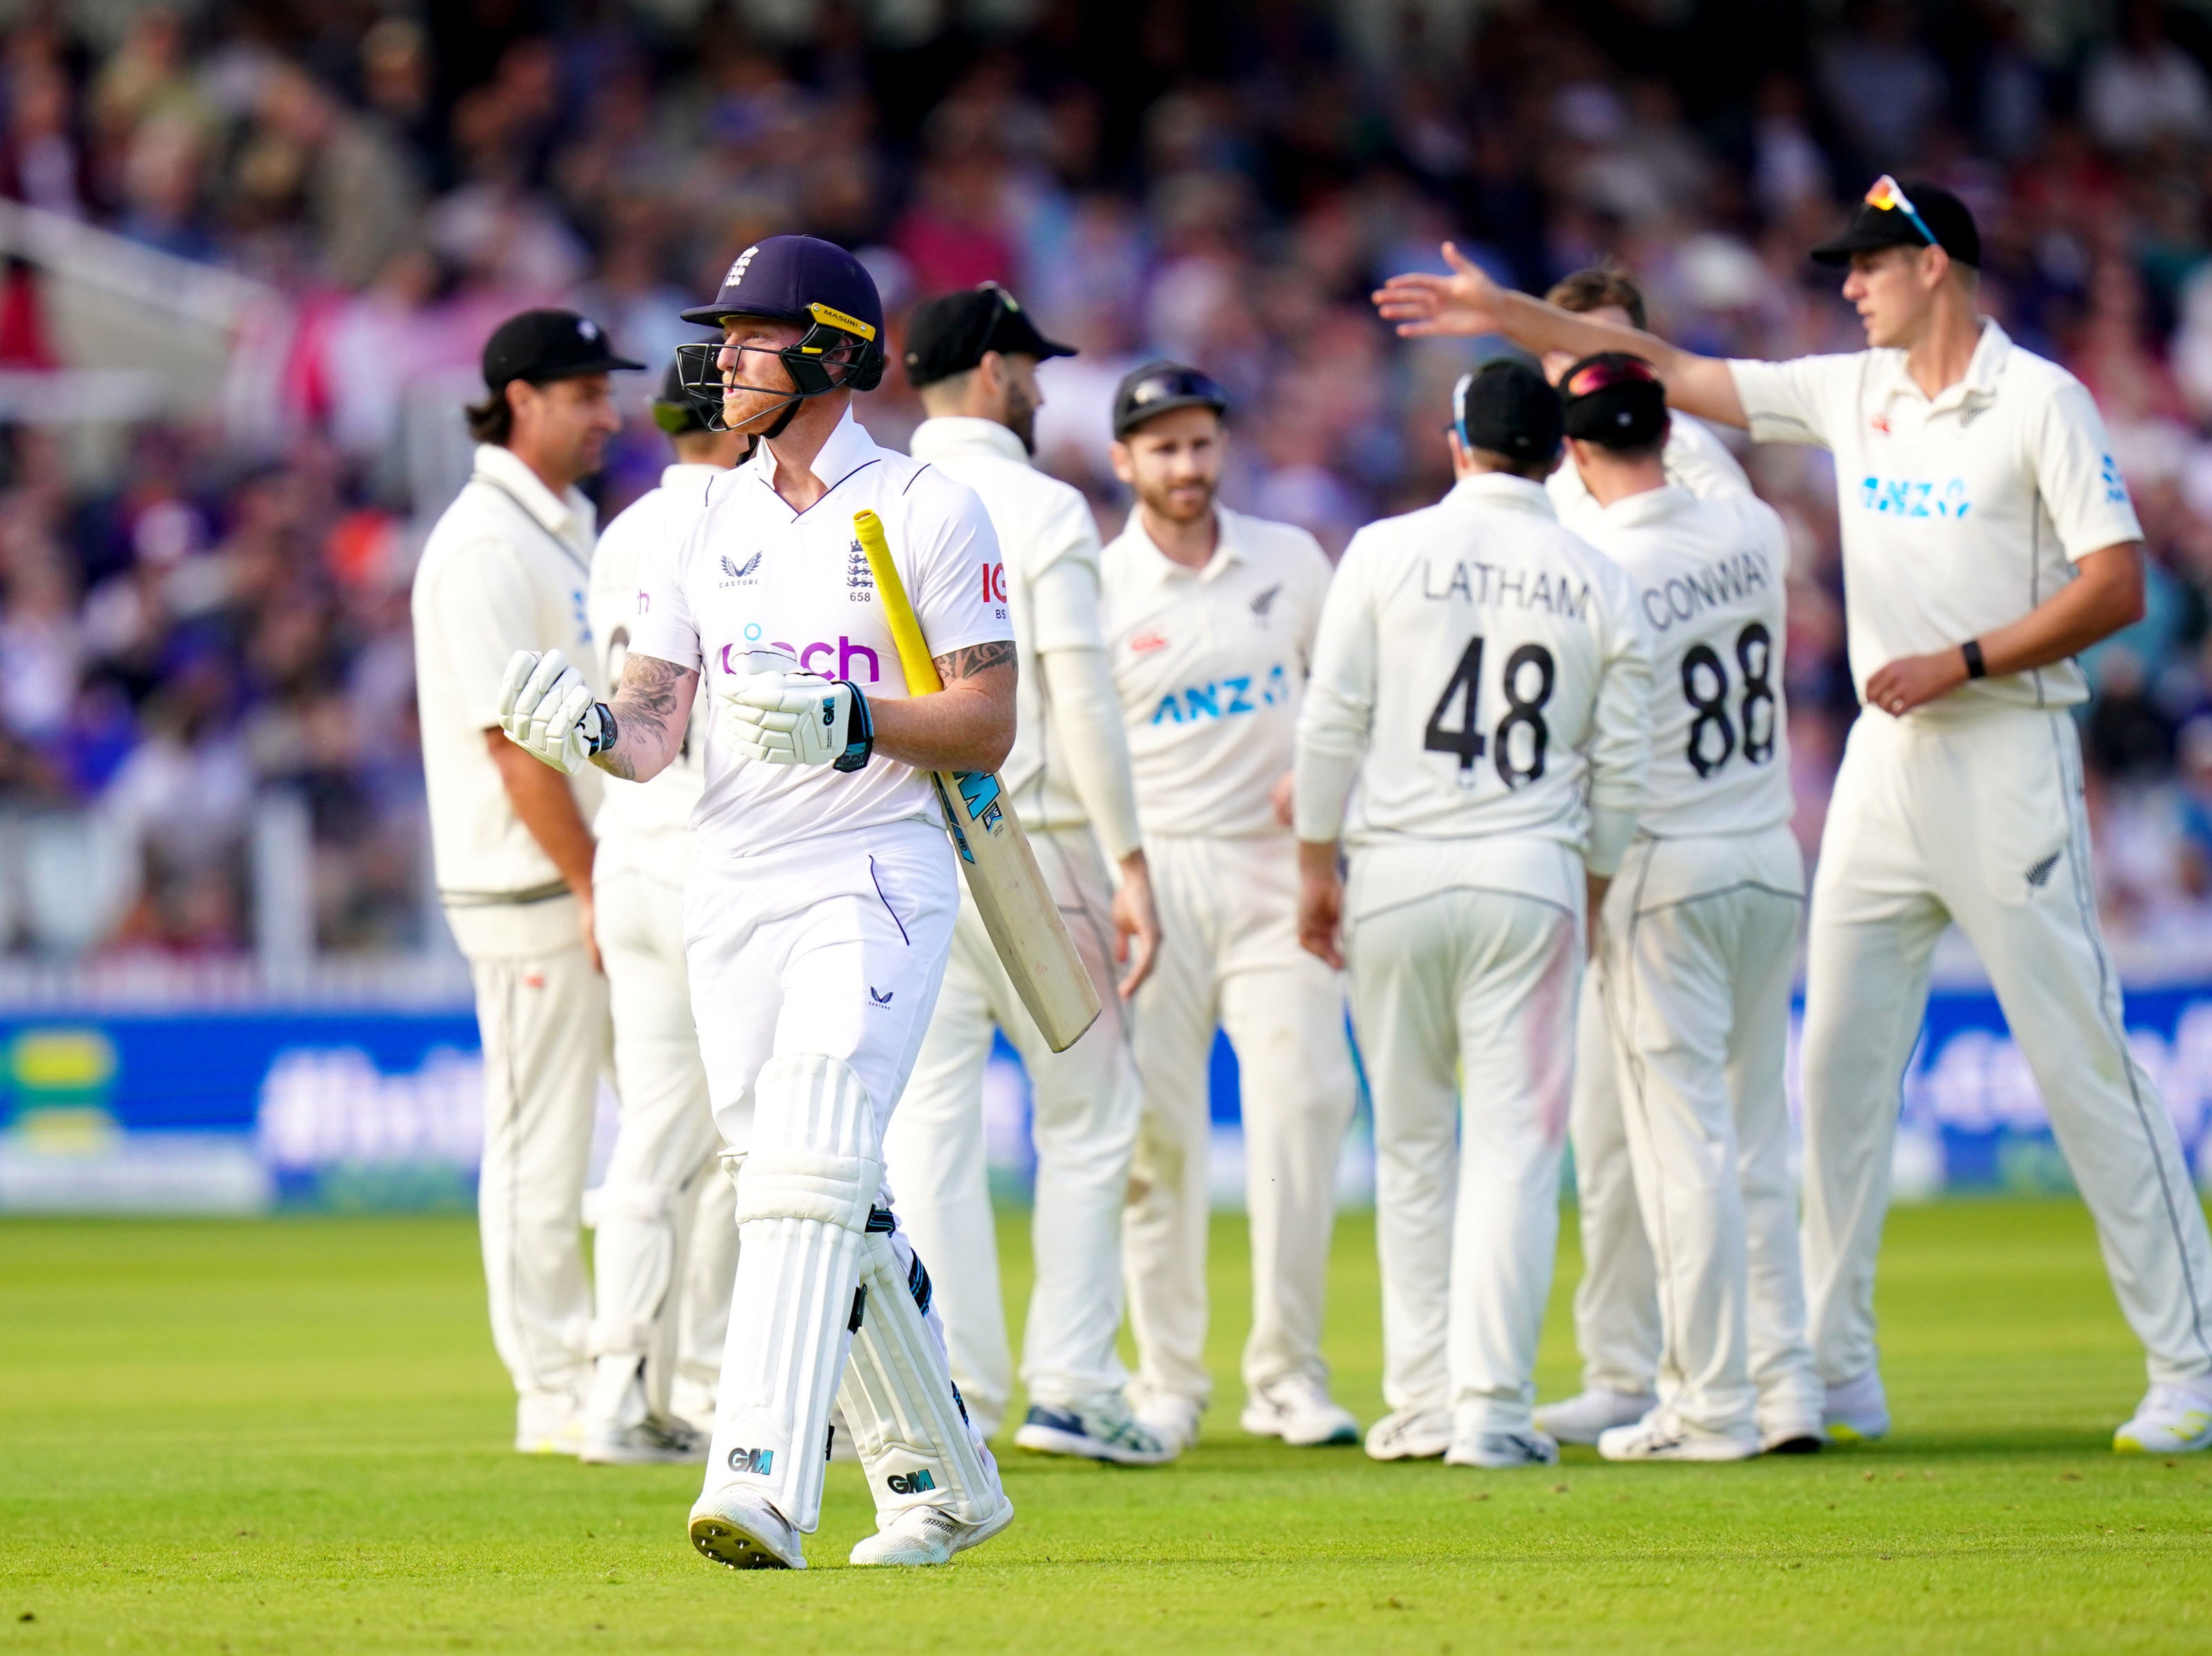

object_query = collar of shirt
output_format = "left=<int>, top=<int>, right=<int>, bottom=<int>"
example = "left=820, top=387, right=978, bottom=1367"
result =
left=1596, top=482, right=1696, bottom=530
left=660, top=462, right=730, bottom=490
left=744, top=406, right=883, bottom=512
left=473, top=443, right=589, bottom=540
left=1126, top=504, right=1250, bottom=586
left=1447, top=471, right=1560, bottom=516
left=908, top=415, right=1030, bottom=468
left=1872, top=317, right=2013, bottom=417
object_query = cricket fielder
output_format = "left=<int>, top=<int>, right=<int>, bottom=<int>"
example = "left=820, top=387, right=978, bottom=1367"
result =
left=411, top=308, right=640, bottom=1454
left=576, top=361, right=751, bottom=1462
left=1378, top=178, right=2212, bottom=1454
left=1296, top=360, right=1650, bottom=1468
left=1552, top=352, right=1821, bottom=1459
left=885, top=283, right=1168, bottom=1461
left=1100, top=362, right=1362, bottom=1454
left=498, top=235, right=1015, bottom=1568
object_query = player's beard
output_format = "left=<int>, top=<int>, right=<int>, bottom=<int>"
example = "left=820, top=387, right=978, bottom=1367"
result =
left=1005, top=380, right=1040, bottom=455
left=1136, top=475, right=1215, bottom=527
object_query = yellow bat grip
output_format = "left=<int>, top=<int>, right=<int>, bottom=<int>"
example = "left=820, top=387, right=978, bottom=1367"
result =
left=852, top=509, right=942, bottom=696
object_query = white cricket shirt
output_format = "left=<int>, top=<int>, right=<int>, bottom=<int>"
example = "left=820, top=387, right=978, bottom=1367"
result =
left=906, top=416, right=1108, bottom=836
left=589, top=463, right=716, bottom=876
left=1100, top=504, right=1333, bottom=838
left=1730, top=319, right=2144, bottom=713
left=1296, top=472, right=1652, bottom=876
left=1576, top=484, right=1793, bottom=838
left=627, top=408, right=1011, bottom=864
left=413, top=442, right=603, bottom=906
left=1547, top=409, right=1749, bottom=529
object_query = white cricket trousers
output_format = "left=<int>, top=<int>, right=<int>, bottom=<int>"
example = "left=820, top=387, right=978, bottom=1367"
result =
left=1566, top=969, right=1661, bottom=1397
left=592, top=854, right=736, bottom=1429
left=883, top=825, right=1139, bottom=1430
left=453, top=893, right=609, bottom=1422
left=1596, top=827, right=1819, bottom=1441
left=1349, top=838, right=1580, bottom=1436
left=1124, top=830, right=1356, bottom=1409
left=1803, top=705, right=2212, bottom=1392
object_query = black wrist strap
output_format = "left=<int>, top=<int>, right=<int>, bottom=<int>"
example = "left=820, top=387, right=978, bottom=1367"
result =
left=587, top=702, right=617, bottom=755
left=832, top=680, right=874, bottom=772
left=1961, top=640, right=1986, bottom=680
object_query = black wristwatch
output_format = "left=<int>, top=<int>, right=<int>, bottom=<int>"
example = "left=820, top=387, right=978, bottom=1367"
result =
left=832, top=680, right=874, bottom=771
left=1961, top=639, right=1987, bottom=681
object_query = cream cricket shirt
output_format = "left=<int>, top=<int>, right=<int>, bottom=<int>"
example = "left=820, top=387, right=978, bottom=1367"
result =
left=1100, top=504, right=1333, bottom=838
left=1295, top=473, right=1651, bottom=876
left=627, top=408, right=1010, bottom=865
left=588, top=463, right=716, bottom=878
left=413, top=443, right=603, bottom=921
left=1576, top=484, right=1794, bottom=839
left=1547, top=409, right=1749, bottom=529
left=1730, top=320, right=2143, bottom=713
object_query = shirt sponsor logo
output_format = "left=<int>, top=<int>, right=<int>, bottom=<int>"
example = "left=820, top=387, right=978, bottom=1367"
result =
left=2100, top=454, right=2130, bottom=507
left=719, top=551, right=762, bottom=584
left=718, top=636, right=882, bottom=681
left=1149, top=664, right=1289, bottom=724
left=636, top=590, right=650, bottom=614
left=983, top=562, right=1008, bottom=604
left=1420, top=560, right=1591, bottom=618
left=1639, top=549, right=1773, bottom=633
left=1858, top=475, right=1971, bottom=518
left=1870, top=413, right=1891, bottom=435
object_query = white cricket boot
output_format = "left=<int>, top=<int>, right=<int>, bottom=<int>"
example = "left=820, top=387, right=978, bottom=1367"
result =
left=1133, top=1392, right=1204, bottom=1455
left=580, top=1359, right=708, bottom=1465
left=1241, top=1374, right=1359, bottom=1446
left=849, top=1495, right=1016, bottom=1566
left=514, top=1392, right=585, bottom=1456
left=2113, top=1385, right=2212, bottom=1454
left=1598, top=1408, right=1759, bottom=1463
left=688, top=1487, right=806, bottom=1570
left=1533, top=1387, right=1658, bottom=1447
left=1821, top=1368, right=1890, bottom=1444
left=1014, top=1397, right=1177, bottom=1466
left=1445, top=1428, right=1560, bottom=1469
left=1758, top=1417, right=1826, bottom=1455
left=1363, top=1408, right=1453, bottom=1461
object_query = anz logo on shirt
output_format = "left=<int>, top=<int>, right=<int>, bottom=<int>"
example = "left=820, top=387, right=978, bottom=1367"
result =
left=1150, top=664, right=1289, bottom=725
left=1858, top=475, right=1971, bottom=520
left=2099, top=453, right=2131, bottom=506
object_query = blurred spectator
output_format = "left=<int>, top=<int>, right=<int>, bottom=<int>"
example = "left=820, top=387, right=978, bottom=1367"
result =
left=2083, top=0, right=2212, bottom=155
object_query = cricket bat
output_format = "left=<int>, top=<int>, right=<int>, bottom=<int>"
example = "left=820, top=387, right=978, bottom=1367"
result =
left=853, top=509, right=1102, bottom=1052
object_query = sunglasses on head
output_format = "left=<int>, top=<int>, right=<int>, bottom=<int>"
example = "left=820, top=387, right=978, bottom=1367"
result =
left=1865, top=175, right=1938, bottom=248
left=1126, top=366, right=1229, bottom=409
left=1562, top=355, right=1661, bottom=401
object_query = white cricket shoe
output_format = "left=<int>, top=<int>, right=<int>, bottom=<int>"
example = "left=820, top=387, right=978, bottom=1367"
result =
left=514, top=1394, right=585, bottom=1456
left=1364, top=1408, right=1453, bottom=1461
left=1446, top=1428, right=1560, bottom=1469
left=1241, top=1375, right=1360, bottom=1446
left=580, top=1416, right=708, bottom=1466
left=1759, top=1417, right=1826, bottom=1455
left=849, top=1496, right=1016, bottom=1566
left=1133, top=1392, right=1204, bottom=1455
left=688, top=1488, right=805, bottom=1570
left=1598, top=1409, right=1759, bottom=1462
left=2113, top=1385, right=2212, bottom=1454
left=1822, top=1368, right=1890, bottom=1444
left=1533, top=1387, right=1657, bottom=1446
left=1014, top=1399, right=1178, bottom=1466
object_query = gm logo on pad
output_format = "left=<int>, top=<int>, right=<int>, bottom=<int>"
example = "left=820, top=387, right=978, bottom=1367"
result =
left=885, top=1469, right=936, bottom=1495
left=727, top=1446, right=774, bottom=1476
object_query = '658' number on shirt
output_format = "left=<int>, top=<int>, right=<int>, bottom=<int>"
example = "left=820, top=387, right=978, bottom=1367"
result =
left=1424, top=635, right=1554, bottom=788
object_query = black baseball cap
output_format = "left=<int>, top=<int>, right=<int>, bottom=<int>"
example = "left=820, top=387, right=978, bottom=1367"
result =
left=1812, top=175, right=1981, bottom=268
left=1559, top=352, right=1668, bottom=449
left=680, top=233, right=884, bottom=342
left=651, top=355, right=712, bottom=437
left=1112, top=361, right=1230, bottom=439
left=1454, top=359, right=1563, bottom=462
left=905, top=283, right=1075, bottom=388
left=481, top=308, right=643, bottom=391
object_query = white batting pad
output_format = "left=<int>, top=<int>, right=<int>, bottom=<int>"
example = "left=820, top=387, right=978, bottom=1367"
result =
left=838, top=1221, right=1008, bottom=1526
left=702, top=1054, right=883, bottom=1535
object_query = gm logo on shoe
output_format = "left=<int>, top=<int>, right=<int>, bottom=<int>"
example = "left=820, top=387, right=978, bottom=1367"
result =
left=885, top=1469, right=936, bottom=1495
left=727, top=1446, right=774, bottom=1476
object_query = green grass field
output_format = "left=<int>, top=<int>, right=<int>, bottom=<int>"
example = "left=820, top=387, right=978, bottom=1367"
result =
left=3, top=1200, right=2209, bottom=1655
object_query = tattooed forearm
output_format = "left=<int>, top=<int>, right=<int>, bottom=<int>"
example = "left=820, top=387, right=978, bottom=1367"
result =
left=934, top=638, right=1016, bottom=684
left=591, top=653, right=697, bottom=783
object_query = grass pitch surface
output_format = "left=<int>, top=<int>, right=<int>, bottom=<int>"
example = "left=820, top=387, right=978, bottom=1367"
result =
left=3, top=1199, right=2209, bottom=1655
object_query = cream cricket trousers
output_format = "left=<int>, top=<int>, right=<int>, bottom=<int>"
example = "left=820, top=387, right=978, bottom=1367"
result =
left=451, top=892, right=609, bottom=1421
left=1567, top=969, right=1663, bottom=1397
left=1124, top=830, right=1357, bottom=1409
left=1349, top=837, right=1580, bottom=1436
left=1803, top=705, right=2212, bottom=1391
left=1597, top=827, right=1819, bottom=1441
left=884, top=825, right=1139, bottom=1430
left=592, top=853, right=736, bottom=1430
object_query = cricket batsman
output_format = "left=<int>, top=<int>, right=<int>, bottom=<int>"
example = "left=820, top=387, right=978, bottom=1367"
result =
left=1378, top=178, right=2212, bottom=1455
left=1102, top=362, right=1363, bottom=1453
left=885, top=283, right=1168, bottom=1461
left=497, top=235, right=1016, bottom=1567
left=576, top=359, right=751, bottom=1462
left=411, top=308, right=640, bottom=1455
left=1295, top=360, right=1651, bottom=1468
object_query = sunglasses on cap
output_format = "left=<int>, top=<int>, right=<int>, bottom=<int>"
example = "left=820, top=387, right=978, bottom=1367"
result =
left=1561, top=355, right=1662, bottom=402
left=1864, top=175, right=1938, bottom=249
left=1124, top=366, right=1229, bottom=407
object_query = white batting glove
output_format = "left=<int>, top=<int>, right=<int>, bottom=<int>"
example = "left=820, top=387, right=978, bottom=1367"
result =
left=721, top=670, right=873, bottom=771
left=497, top=648, right=607, bottom=776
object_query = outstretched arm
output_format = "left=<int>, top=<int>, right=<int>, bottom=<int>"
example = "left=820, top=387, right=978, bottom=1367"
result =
left=592, top=652, right=699, bottom=782
left=1373, top=243, right=1748, bottom=428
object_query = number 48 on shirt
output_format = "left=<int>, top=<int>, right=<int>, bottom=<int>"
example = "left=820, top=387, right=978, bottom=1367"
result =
left=1422, top=635, right=1556, bottom=789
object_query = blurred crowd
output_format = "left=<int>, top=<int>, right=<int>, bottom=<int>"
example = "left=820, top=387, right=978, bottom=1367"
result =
left=8, top=0, right=2212, bottom=958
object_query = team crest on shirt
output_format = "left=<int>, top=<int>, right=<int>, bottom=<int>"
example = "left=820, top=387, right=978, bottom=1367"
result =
left=1870, top=413, right=1891, bottom=435
left=1130, top=627, right=1169, bottom=655
left=719, top=551, right=762, bottom=586
left=1249, top=584, right=1282, bottom=622
left=847, top=540, right=874, bottom=598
